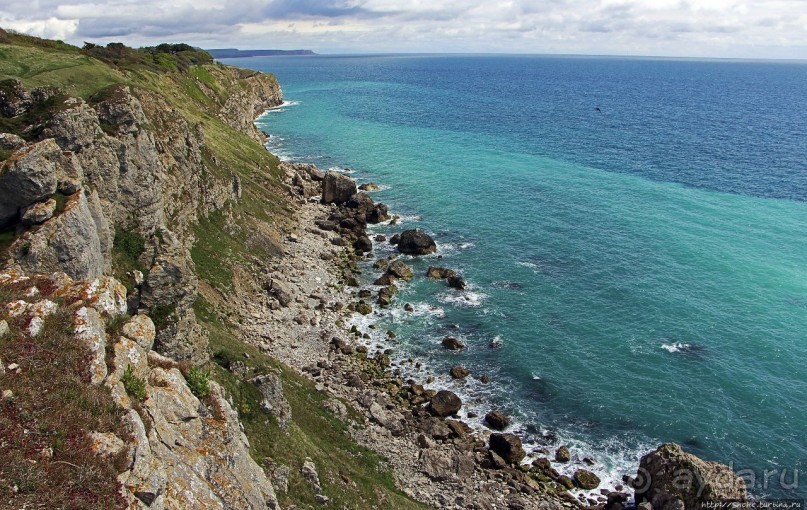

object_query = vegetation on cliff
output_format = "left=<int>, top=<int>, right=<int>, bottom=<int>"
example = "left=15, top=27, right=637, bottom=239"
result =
left=0, top=29, right=423, bottom=509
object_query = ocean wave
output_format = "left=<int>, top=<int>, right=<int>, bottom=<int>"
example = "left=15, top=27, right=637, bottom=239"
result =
left=661, top=342, right=704, bottom=354
left=437, top=289, right=487, bottom=308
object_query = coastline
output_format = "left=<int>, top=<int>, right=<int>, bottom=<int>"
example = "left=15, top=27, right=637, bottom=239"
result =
left=231, top=159, right=616, bottom=509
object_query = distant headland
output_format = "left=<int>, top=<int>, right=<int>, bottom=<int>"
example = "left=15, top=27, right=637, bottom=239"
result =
left=207, top=48, right=316, bottom=58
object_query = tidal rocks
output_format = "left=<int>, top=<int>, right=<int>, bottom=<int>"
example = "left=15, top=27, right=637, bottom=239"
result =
left=397, top=229, right=437, bottom=255
left=442, top=335, right=464, bottom=350
left=429, top=390, right=462, bottom=417
left=321, top=171, right=357, bottom=205
left=449, top=365, right=470, bottom=379
left=447, top=275, right=466, bottom=290
left=573, top=469, right=601, bottom=490
left=489, top=433, right=526, bottom=465
left=484, top=410, right=510, bottom=431
left=377, top=285, right=398, bottom=307
left=358, top=182, right=380, bottom=191
left=389, top=233, right=401, bottom=245
left=426, top=266, right=457, bottom=279
left=356, top=301, right=373, bottom=315
left=555, top=446, right=571, bottom=463
left=386, top=260, right=414, bottom=281
left=354, top=235, right=373, bottom=253
left=367, top=203, right=390, bottom=224
left=634, top=443, right=747, bottom=509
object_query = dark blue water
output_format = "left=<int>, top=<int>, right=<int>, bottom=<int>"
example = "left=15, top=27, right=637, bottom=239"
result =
left=235, top=54, right=807, bottom=498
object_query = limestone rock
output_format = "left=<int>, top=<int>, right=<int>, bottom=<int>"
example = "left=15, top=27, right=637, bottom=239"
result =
left=20, top=198, right=57, bottom=225
left=321, top=171, right=357, bottom=205
left=369, top=401, right=406, bottom=435
left=73, top=306, right=108, bottom=384
left=251, top=372, right=292, bottom=429
left=0, top=138, right=60, bottom=224
left=634, top=443, right=747, bottom=509
left=489, top=433, right=526, bottom=465
left=397, top=229, right=437, bottom=255
left=429, top=390, right=462, bottom=417
left=12, top=190, right=110, bottom=280
left=419, top=449, right=475, bottom=482
left=0, top=133, right=26, bottom=151
left=121, top=313, right=156, bottom=351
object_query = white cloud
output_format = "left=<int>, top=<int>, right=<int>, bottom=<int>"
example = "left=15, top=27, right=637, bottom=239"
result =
left=1, top=0, right=806, bottom=58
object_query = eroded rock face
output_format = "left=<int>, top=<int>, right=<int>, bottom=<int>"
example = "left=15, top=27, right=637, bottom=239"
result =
left=635, top=443, right=747, bottom=510
left=0, top=139, right=60, bottom=224
left=251, top=372, right=292, bottom=429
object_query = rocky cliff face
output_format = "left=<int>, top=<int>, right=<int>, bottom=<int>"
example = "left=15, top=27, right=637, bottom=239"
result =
left=1, top=73, right=282, bottom=366
left=0, top=271, right=278, bottom=509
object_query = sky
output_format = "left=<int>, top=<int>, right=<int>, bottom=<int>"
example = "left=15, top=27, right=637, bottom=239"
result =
left=1, top=0, right=806, bottom=59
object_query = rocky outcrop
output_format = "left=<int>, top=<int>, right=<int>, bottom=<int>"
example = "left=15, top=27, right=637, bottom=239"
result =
left=0, top=271, right=279, bottom=510
left=429, top=390, right=462, bottom=417
left=634, top=443, right=747, bottom=510
left=217, top=69, right=283, bottom=143
left=251, top=371, right=292, bottom=429
left=489, top=433, right=526, bottom=465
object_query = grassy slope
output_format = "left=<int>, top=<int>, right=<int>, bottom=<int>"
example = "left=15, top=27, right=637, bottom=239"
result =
left=0, top=32, right=424, bottom=509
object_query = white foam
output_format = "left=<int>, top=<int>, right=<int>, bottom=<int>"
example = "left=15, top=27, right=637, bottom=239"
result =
left=661, top=342, right=690, bottom=353
left=437, top=289, right=487, bottom=308
left=517, top=261, right=540, bottom=271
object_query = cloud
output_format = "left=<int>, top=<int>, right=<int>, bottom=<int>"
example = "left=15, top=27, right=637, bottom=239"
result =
left=0, top=0, right=805, bottom=59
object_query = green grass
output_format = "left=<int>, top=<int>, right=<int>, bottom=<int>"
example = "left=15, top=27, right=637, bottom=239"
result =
left=194, top=296, right=425, bottom=510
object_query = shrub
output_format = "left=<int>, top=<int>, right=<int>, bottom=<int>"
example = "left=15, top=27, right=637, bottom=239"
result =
left=121, top=365, right=146, bottom=401
left=185, top=366, right=211, bottom=398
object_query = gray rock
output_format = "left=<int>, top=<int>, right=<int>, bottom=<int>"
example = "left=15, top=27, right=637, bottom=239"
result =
left=20, top=198, right=57, bottom=226
left=0, top=133, right=25, bottom=150
left=369, top=401, right=406, bottom=435
left=265, top=278, right=293, bottom=307
left=252, top=372, right=292, bottom=429
left=397, top=229, right=437, bottom=255
left=419, top=449, right=475, bottom=482
left=321, top=171, right=357, bottom=204
left=0, top=320, right=8, bottom=338
left=0, top=138, right=60, bottom=225
left=121, top=314, right=156, bottom=351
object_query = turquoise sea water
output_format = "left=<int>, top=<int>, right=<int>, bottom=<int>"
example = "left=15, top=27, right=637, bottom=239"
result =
left=235, top=55, right=806, bottom=497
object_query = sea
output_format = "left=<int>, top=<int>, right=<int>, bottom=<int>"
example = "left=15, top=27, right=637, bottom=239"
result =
left=226, top=54, right=807, bottom=498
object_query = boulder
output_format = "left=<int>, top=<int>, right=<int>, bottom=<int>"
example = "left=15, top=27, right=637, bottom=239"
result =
left=358, top=182, right=380, bottom=191
left=442, top=335, right=464, bottom=350
left=419, top=449, right=475, bottom=482
left=321, top=171, right=357, bottom=204
left=397, top=229, right=437, bottom=255
left=367, top=203, right=390, bottom=224
left=354, top=235, right=373, bottom=253
left=252, top=372, right=292, bottom=429
left=449, top=365, right=470, bottom=379
left=386, top=260, right=414, bottom=280
left=265, top=279, right=293, bottom=307
left=555, top=445, right=571, bottom=462
left=426, top=266, right=457, bottom=279
left=373, top=273, right=396, bottom=286
left=634, top=443, right=747, bottom=509
left=356, top=301, right=373, bottom=315
left=121, top=314, right=156, bottom=351
left=389, top=233, right=401, bottom=245
left=0, top=133, right=25, bottom=150
left=574, top=469, right=601, bottom=490
left=429, top=390, right=462, bottom=417
left=377, top=285, right=398, bottom=307
left=489, top=433, right=526, bottom=465
left=484, top=410, right=510, bottom=431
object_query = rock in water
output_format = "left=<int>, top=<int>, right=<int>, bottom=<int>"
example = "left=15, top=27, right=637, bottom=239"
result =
left=386, top=260, right=414, bottom=280
left=573, top=469, right=601, bottom=490
left=555, top=445, right=571, bottom=463
left=484, top=410, right=510, bottom=431
left=441, top=335, right=464, bottom=350
left=426, top=266, right=457, bottom=279
left=429, top=390, right=462, bottom=417
left=397, top=229, right=437, bottom=255
left=489, top=433, right=526, bottom=465
left=447, top=275, right=466, bottom=290
left=321, top=171, right=357, bottom=204
left=634, top=443, right=747, bottom=509
left=449, top=365, right=470, bottom=379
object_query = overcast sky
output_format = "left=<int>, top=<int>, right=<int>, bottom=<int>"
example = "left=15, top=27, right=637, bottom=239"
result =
left=2, top=0, right=806, bottom=59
